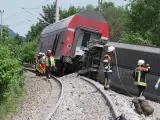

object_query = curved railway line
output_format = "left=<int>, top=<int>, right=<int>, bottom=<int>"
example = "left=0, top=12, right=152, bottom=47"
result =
left=23, top=65, right=160, bottom=120
left=24, top=66, right=117, bottom=119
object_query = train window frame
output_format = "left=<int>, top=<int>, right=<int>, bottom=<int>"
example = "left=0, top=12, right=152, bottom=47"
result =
left=52, top=34, right=60, bottom=55
left=81, top=32, right=91, bottom=47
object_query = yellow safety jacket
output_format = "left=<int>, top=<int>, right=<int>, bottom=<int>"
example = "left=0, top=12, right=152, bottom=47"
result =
left=133, top=66, right=150, bottom=87
left=45, top=56, right=55, bottom=67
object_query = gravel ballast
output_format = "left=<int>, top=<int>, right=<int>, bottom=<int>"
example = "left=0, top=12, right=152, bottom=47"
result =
left=12, top=71, right=61, bottom=120
left=51, top=73, right=113, bottom=120
left=81, top=76, right=160, bottom=120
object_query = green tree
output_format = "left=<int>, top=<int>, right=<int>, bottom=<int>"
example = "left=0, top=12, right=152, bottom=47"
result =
left=85, top=4, right=95, bottom=10
left=60, top=6, right=82, bottom=19
left=0, top=44, right=24, bottom=119
left=125, top=0, right=160, bottom=45
left=13, top=34, right=23, bottom=45
left=39, top=2, right=56, bottom=25
left=26, top=22, right=44, bottom=42
left=0, top=26, right=9, bottom=44
left=102, top=2, right=127, bottom=41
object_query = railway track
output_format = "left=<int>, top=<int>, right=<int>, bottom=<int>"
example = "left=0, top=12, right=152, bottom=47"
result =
left=23, top=66, right=160, bottom=120
left=24, top=66, right=117, bottom=119
left=22, top=66, right=63, bottom=120
left=51, top=73, right=115, bottom=120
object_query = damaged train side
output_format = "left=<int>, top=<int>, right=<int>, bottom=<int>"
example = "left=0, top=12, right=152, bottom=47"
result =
left=102, top=42, right=160, bottom=101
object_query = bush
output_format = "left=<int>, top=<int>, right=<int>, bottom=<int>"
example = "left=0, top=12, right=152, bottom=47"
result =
left=0, top=44, right=24, bottom=119
left=21, top=40, right=37, bottom=63
left=121, top=32, right=152, bottom=45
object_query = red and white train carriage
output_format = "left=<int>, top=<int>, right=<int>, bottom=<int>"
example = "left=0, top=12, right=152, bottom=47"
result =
left=36, top=10, right=109, bottom=75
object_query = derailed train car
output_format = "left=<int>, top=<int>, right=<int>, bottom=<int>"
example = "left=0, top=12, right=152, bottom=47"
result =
left=36, top=10, right=109, bottom=75
left=100, top=42, right=160, bottom=101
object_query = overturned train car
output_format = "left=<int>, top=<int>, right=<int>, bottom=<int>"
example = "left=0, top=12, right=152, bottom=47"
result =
left=36, top=10, right=109, bottom=76
left=99, top=42, right=160, bottom=101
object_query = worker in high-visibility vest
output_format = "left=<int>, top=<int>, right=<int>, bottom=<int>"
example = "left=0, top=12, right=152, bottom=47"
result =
left=103, top=46, right=115, bottom=90
left=132, top=60, right=150, bottom=97
left=41, top=53, right=46, bottom=75
left=45, top=50, right=55, bottom=79
left=35, top=53, right=41, bottom=76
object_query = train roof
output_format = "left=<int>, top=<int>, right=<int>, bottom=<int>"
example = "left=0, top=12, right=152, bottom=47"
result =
left=106, top=42, right=160, bottom=54
left=41, top=10, right=107, bottom=35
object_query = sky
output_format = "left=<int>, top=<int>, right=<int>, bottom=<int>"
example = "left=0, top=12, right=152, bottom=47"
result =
left=0, top=0, right=127, bottom=37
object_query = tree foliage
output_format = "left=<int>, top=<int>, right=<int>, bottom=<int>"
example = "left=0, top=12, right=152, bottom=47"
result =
left=124, top=0, right=160, bottom=45
left=60, top=6, right=83, bottom=19
left=26, top=22, right=44, bottom=42
left=0, top=39, right=24, bottom=118
left=102, top=2, right=127, bottom=41
left=39, top=2, right=56, bottom=25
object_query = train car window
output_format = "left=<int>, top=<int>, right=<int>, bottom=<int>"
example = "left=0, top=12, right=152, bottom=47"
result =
left=81, top=32, right=91, bottom=47
left=52, top=34, right=60, bottom=55
left=41, top=37, right=47, bottom=53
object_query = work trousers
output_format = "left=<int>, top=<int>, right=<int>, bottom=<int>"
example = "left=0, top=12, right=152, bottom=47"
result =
left=46, top=66, right=52, bottom=78
left=138, top=85, right=146, bottom=97
left=104, top=72, right=111, bottom=89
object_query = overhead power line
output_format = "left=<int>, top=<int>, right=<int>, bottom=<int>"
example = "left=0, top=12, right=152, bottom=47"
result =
left=8, top=19, right=37, bottom=28
left=34, top=0, right=52, bottom=9
left=4, top=0, right=52, bottom=24
left=4, top=9, right=23, bottom=23
left=21, top=7, right=39, bottom=19
left=21, top=7, right=50, bottom=25
left=22, top=7, right=42, bottom=10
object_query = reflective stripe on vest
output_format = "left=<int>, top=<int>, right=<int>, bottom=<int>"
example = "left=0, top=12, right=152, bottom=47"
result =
left=134, top=67, right=147, bottom=87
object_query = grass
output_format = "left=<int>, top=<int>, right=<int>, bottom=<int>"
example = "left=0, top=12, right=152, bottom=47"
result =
left=0, top=87, right=26, bottom=120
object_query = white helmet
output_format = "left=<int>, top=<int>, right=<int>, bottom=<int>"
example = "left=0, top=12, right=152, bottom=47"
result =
left=39, top=52, right=42, bottom=55
left=138, top=60, right=145, bottom=66
left=42, top=53, right=45, bottom=56
left=108, top=46, right=115, bottom=52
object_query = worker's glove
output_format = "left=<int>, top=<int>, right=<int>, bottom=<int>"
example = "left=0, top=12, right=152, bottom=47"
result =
left=155, top=83, right=159, bottom=90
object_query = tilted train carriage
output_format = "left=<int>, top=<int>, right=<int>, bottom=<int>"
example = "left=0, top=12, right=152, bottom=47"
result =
left=36, top=10, right=109, bottom=75
left=101, top=42, right=160, bottom=101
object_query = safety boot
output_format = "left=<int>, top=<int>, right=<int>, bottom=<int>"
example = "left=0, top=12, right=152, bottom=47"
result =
left=104, top=85, right=110, bottom=90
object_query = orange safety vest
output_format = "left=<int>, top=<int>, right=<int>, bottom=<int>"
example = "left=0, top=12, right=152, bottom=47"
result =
left=104, top=54, right=111, bottom=63
left=35, top=56, right=39, bottom=63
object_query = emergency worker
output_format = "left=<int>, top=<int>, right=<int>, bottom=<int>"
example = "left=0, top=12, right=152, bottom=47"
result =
left=35, top=53, right=41, bottom=76
left=45, top=50, right=55, bottom=78
left=132, top=60, right=150, bottom=97
left=41, top=53, right=46, bottom=75
left=103, top=46, right=115, bottom=90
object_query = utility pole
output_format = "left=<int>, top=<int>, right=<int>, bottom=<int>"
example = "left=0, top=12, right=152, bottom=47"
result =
left=98, top=0, right=103, bottom=13
left=0, top=10, right=4, bottom=43
left=55, top=0, right=59, bottom=22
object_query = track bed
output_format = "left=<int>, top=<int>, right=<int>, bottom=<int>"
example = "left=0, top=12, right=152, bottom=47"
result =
left=51, top=73, right=113, bottom=120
